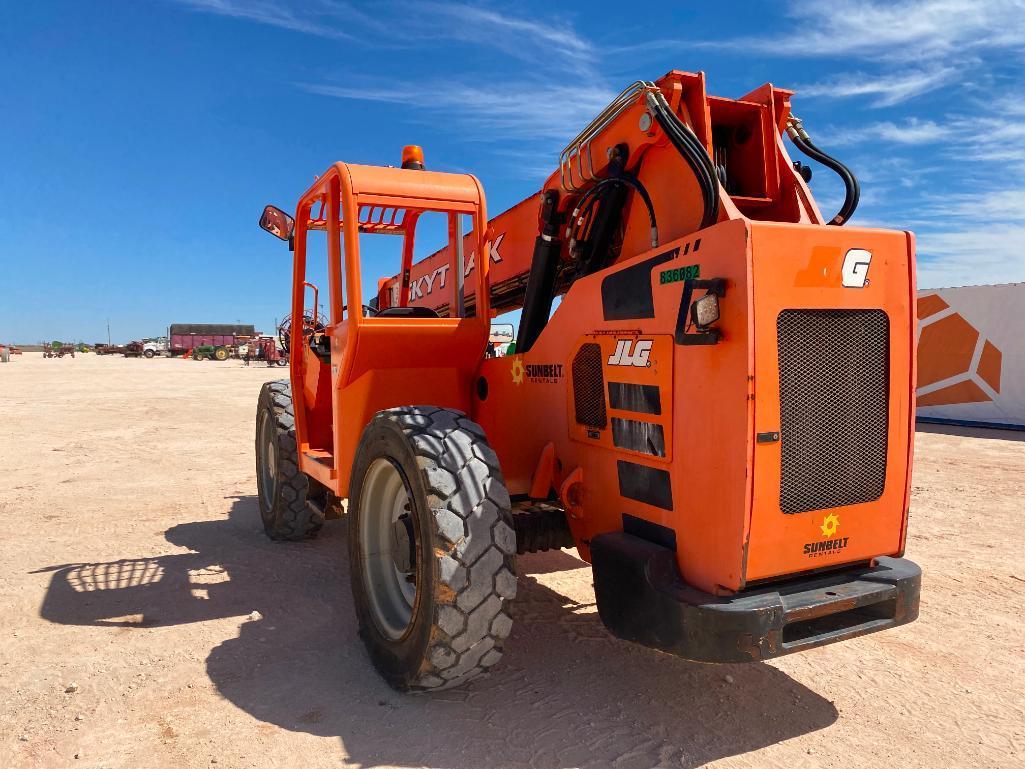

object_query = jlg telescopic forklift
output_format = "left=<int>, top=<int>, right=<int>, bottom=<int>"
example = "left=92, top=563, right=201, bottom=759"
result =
left=256, top=72, right=920, bottom=692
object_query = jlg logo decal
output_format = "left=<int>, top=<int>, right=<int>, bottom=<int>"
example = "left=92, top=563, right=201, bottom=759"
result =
left=608, top=339, right=653, bottom=367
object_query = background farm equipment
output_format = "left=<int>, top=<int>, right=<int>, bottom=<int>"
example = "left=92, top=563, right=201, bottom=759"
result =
left=169, top=324, right=256, bottom=358
left=190, top=344, right=230, bottom=361
left=248, top=336, right=288, bottom=366
left=43, top=342, right=75, bottom=359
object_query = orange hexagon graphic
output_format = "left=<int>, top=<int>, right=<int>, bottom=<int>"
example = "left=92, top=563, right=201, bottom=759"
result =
left=917, top=294, right=1003, bottom=407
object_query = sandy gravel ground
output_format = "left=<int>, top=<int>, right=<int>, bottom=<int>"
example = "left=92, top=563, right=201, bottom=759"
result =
left=1, top=353, right=1023, bottom=769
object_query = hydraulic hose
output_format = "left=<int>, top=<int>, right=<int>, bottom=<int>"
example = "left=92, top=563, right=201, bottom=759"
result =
left=787, top=116, right=860, bottom=226
left=645, top=91, right=720, bottom=229
left=567, top=171, right=659, bottom=250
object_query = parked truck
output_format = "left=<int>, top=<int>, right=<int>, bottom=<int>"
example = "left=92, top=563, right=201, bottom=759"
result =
left=142, top=337, right=169, bottom=358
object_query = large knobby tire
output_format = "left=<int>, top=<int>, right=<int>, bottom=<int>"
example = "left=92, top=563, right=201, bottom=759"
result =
left=349, top=406, right=517, bottom=692
left=214, top=346, right=229, bottom=361
left=255, top=380, right=324, bottom=540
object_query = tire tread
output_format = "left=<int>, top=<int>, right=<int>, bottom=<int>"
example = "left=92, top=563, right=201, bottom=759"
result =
left=257, top=380, right=323, bottom=540
left=376, top=405, right=516, bottom=691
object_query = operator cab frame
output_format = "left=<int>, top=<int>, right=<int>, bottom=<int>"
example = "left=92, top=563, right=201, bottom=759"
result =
left=261, top=160, right=492, bottom=493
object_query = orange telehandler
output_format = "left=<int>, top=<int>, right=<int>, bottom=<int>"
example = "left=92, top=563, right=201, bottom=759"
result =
left=256, top=71, right=920, bottom=692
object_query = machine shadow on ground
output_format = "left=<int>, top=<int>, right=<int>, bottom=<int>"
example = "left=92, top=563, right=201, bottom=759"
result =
left=915, top=422, right=1025, bottom=442
left=36, top=497, right=837, bottom=769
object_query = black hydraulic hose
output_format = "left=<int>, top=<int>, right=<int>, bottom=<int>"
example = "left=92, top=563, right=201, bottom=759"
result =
left=649, top=98, right=720, bottom=229
left=614, top=170, right=659, bottom=247
left=566, top=165, right=659, bottom=257
left=787, top=117, right=860, bottom=226
left=566, top=179, right=615, bottom=256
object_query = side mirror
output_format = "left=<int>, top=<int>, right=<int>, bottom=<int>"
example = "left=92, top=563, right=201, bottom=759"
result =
left=259, top=205, right=295, bottom=241
left=489, top=323, right=514, bottom=345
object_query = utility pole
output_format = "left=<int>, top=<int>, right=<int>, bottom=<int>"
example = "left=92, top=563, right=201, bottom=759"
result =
left=107, top=320, right=111, bottom=346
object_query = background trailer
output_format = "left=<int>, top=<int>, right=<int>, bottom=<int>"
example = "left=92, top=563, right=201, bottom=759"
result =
left=916, top=282, right=1024, bottom=430
left=168, top=324, right=256, bottom=356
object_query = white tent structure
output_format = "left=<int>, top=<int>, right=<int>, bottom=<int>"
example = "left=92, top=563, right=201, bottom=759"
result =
left=917, top=282, right=1024, bottom=430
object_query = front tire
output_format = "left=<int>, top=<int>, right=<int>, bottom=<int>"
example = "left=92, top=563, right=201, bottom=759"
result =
left=143, top=349, right=155, bottom=359
left=255, top=380, right=323, bottom=540
left=349, top=406, right=517, bottom=692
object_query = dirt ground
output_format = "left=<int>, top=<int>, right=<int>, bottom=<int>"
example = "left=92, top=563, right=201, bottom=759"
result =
left=1, top=353, right=1022, bottom=769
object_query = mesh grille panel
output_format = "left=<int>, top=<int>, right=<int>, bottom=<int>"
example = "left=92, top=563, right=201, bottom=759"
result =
left=572, top=343, right=607, bottom=428
left=777, top=310, right=889, bottom=514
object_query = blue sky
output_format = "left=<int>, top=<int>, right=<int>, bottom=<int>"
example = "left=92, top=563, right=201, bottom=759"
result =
left=2, top=0, right=1024, bottom=343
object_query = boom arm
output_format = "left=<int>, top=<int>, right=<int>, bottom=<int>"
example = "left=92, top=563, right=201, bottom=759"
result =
left=377, top=70, right=855, bottom=321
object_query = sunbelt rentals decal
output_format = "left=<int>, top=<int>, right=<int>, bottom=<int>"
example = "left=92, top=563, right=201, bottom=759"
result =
left=803, top=512, right=850, bottom=557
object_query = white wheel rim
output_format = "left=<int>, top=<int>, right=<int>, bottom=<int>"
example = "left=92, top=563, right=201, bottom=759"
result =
left=359, top=458, right=418, bottom=640
left=258, top=411, right=277, bottom=510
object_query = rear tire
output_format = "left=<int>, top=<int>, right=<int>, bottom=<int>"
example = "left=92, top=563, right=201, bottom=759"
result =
left=349, top=406, right=517, bottom=692
left=255, top=380, right=323, bottom=540
left=214, top=346, right=229, bottom=361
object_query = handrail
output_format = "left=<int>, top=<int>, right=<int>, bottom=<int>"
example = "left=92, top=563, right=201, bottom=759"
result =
left=559, top=81, right=661, bottom=192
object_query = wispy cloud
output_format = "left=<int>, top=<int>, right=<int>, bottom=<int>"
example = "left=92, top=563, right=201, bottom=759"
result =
left=797, top=68, right=955, bottom=107
left=170, top=0, right=608, bottom=174
left=924, top=189, right=1025, bottom=223
left=824, top=105, right=1025, bottom=169
left=415, top=2, right=594, bottom=72
left=917, top=225, right=1025, bottom=287
left=300, top=80, right=614, bottom=143
left=169, top=1, right=596, bottom=72
left=823, top=118, right=952, bottom=146
left=866, top=186, right=1025, bottom=287
left=171, top=0, right=352, bottom=39
left=722, top=0, right=1025, bottom=62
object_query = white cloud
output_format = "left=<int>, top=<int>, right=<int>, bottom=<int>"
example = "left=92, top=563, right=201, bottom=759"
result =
left=170, top=1, right=596, bottom=72
left=813, top=103, right=1025, bottom=177
left=823, top=118, right=952, bottom=146
left=171, top=0, right=352, bottom=39
left=730, top=0, right=1025, bottom=61
left=300, top=81, right=614, bottom=143
left=926, top=189, right=1025, bottom=223
left=917, top=225, right=1025, bottom=287
left=902, top=188, right=1025, bottom=287
left=797, top=68, right=955, bottom=107
left=416, top=3, right=594, bottom=70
